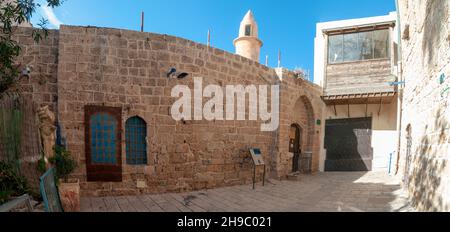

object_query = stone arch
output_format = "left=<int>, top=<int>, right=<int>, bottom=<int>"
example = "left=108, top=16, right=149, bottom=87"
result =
left=292, top=96, right=315, bottom=153
left=278, top=95, right=317, bottom=175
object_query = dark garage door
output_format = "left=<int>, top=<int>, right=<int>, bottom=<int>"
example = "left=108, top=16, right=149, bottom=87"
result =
left=324, top=117, right=373, bottom=171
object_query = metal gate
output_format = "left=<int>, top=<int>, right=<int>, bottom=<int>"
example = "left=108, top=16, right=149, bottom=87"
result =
left=324, top=117, right=373, bottom=171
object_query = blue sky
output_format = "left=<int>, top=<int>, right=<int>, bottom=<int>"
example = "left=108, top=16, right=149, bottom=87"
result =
left=31, top=0, right=396, bottom=80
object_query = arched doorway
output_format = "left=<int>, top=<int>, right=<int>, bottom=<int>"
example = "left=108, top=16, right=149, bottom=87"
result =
left=287, top=96, right=316, bottom=174
left=289, top=124, right=302, bottom=172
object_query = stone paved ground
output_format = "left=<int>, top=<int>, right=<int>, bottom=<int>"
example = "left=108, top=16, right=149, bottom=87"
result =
left=80, top=172, right=416, bottom=212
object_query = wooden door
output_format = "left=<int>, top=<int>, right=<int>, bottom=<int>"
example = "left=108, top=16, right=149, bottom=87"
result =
left=290, top=124, right=302, bottom=172
left=85, top=106, right=122, bottom=182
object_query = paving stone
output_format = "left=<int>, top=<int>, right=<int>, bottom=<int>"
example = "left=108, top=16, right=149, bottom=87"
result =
left=81, top=172, right=416, bottom=212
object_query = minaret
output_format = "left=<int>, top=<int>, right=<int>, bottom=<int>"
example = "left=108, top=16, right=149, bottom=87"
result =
left=233, top=10, right=263, bottom=62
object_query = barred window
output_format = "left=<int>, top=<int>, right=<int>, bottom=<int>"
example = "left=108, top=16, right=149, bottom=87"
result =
left=125, top=116, right=147, bottom=165
left=90, top=113, right=118, bottom=165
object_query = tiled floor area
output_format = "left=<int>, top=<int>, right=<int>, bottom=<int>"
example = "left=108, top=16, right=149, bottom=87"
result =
left=80, top=172, right=416, bottom=212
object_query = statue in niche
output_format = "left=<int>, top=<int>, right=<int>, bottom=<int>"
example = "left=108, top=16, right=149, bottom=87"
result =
left=37, top=105, right=56, bottom=168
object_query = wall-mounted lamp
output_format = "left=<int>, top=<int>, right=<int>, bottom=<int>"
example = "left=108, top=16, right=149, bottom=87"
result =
left=167, top=68, right=189, bottom=79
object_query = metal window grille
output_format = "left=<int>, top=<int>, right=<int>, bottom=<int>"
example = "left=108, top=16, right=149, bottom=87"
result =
left=90, top=113, right=118, bottom=164
left=125, top=116, right=147, bottom=165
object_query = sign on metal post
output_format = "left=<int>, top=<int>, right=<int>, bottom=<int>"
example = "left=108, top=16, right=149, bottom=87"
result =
left=249, top=148, right=266, bottom=190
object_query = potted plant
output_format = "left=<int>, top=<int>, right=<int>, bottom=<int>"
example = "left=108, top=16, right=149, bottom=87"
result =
left=49, top=146, right=79, bottom=212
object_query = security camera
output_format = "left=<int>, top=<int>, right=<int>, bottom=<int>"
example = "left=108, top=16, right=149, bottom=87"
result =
left=22, top=66, right=32, bottom=77
left=167, top=67, right=189, bottom=79
left=167, top=68, right=177, bottom=78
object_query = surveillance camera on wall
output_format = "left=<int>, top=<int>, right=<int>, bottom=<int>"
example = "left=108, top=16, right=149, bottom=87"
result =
left=21, top=66, right=32, bottom=78
left=167, top=67, right=189, bottom=79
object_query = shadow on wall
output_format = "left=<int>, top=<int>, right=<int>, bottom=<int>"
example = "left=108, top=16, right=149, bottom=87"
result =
left=409, top=109, right=448, bottom=211
left=422, top=0, right=448, bottom=66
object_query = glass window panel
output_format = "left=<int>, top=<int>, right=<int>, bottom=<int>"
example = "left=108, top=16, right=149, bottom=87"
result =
left=328, top=34, right=343, bottom=63
left=343, top=33, right=361, bottom=62
left=359, top=31, right=373, bottom=60
left=373, top=29, right=390, bottom=59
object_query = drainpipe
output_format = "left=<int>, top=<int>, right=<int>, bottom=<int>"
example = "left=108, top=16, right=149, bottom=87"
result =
left=394, top=0, right=404, bottom=175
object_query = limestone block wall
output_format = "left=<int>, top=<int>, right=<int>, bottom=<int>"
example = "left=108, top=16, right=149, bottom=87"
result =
left=55, top=25, right=323, bottom=196
left=398, top=0, right=450, bottom=211
left=10, top=27, right=60, bottom=110
left=276, top=68, right=324, bottom=177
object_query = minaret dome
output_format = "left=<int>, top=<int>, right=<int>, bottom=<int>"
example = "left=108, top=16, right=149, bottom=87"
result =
left=233, top=10, right=263, bottom=62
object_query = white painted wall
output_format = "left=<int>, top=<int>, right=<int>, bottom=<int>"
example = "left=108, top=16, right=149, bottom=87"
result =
left=314, top=12, right=398, bottom=86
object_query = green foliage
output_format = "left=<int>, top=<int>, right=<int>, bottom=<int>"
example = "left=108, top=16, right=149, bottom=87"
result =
left=0, top=0, right=64, bottom=94
left=48, top=145, right=76, bottom=182
left=0, top=161, right=30, bottom=204
left=37, top=156, right=46, bottom=173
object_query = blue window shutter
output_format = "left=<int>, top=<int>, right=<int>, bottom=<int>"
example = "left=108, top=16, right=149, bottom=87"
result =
left=125, top=116, right=148, bottom=165
left=90, top=113, right=118, bottom=164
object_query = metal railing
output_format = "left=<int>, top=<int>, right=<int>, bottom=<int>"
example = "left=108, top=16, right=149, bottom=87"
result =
left=39, top=168, right=63, bottom=212
left=0, top=194, right=33, bottom=212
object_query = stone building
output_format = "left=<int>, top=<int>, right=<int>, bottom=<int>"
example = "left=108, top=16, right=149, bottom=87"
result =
left=10, top=11, right=324, bottom=196
left=314, top=12, right=400, bottom=172
left=9, top=2, right=448, bottom=210
left=397, top=0, right=450, bottom=211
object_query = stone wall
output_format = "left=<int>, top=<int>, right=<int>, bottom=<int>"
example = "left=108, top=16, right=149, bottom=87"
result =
left=0, top=27, right=59, bottom=192
left=11, top=27, right=59, bottom=110
left=398, top=0, right=450, bottom=211
left=276, top=68, right=323, bottom=176
left=55, top=25, right=324, bottom=196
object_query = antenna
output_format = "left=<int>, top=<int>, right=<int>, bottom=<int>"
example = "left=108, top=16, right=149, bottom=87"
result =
left=141, top=11, right=144, bottom=32
left=277, top=50, right=281, bottom=68
left=265, top=55, right=268, bottom=66
left=207, top=29, right=211, bottom=47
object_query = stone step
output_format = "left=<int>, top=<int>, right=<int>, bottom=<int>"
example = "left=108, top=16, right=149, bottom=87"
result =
left=287, top=172, right=301, bottom=181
